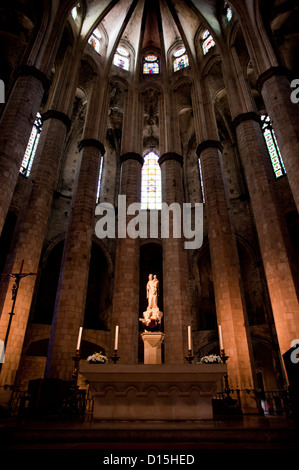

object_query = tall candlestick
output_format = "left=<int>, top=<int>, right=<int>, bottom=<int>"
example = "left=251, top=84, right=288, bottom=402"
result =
left=218, top=325, right=224, bottom=350
left=76, top=326, right=83, bottom=351
left=188, top=326, right=192, bottom=351
left=114, top=325, right=119, bottom=350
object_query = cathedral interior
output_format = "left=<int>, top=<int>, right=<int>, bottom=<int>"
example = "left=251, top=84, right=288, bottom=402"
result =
left=0, top=0, right=298, bottom=451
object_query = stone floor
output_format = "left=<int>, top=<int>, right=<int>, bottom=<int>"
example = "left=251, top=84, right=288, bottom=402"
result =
left=0, top=415, right=297, bottom=450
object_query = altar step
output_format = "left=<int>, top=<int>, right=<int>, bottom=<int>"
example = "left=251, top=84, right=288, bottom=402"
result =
left=0, top=416, right=297, bottom=450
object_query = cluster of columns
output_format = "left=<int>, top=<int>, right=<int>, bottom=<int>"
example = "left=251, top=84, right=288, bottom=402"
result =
left=0, top=54, right=106, bottom=392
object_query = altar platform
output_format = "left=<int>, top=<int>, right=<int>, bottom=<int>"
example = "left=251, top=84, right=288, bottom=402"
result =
left=0, top=415, right=296, bottom=450
left=80, top=363, right=226, bottom=421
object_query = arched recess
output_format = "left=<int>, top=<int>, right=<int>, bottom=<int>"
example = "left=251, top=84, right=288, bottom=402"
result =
left=236, top=237, right=269, bottom=326
left=84, top=241, right=112, bottom=331
left=193, top=241, right=217, bottom=331
left=251, top=336, right=280, bottom=390
left=32, top=239, right=65, bottom=325
left=139, top=241, right=163, bottom=362
left=139, top=241, right=163, bottom=315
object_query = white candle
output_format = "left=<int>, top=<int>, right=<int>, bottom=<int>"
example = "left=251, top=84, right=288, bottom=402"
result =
left=218, top=325, right=224, bottom=350
left=188, top=326, right=192, bottom=351
left=114, top=325, right=119, bottom=351
left=76, top=326, right=83, bottom=351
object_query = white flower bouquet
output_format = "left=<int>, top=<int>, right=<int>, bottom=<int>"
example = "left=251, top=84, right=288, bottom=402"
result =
left=87, top=352, right=108, bottom=364
left=199, top=354, right=222, bottom=364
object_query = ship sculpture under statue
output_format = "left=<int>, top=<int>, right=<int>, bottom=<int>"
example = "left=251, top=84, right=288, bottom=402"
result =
left=139, top=274, right=163, bottom=330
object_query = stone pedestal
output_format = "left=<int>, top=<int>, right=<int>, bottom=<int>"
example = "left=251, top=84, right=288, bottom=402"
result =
left=80, top=363, right=226, bottom=421
left=141, top=332, right=164, bottom=364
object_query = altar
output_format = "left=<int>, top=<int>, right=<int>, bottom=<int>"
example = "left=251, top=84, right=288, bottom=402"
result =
left=80, top=363, right=226, bottom=421
left=80, top=273, right=226, bottom=421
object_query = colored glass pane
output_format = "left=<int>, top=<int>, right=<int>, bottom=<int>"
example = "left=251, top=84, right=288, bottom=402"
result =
left=174, top=54, right=189, bottom=72
left=141, top=151, right=162, bottom=209
left=71, top=7, right=78, bottom=21
left=198, top=159, right=205, bottom=203
left=88, top=35, right=100, bottom=53
left=113, top=53, right=129, bottom=70
left=20, top=113, right=42, bottom=178
left=143, top=62, right=159, bottom=74
left=96, top=156, right=104, bottom=203
left=174, top=48, right=186, bottom=58
left=226, top=7, right=232, bottom=22
left=261, top=115, right=285, bottom=178
left=203, top=35, right=215, bottom=55
left=117, top=47, right=129, bottom=56
left=144, top=55, right=158, bottom=62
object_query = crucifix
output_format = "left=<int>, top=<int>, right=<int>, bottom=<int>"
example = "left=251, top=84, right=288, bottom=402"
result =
left=0, top=260, right=38, bottom=363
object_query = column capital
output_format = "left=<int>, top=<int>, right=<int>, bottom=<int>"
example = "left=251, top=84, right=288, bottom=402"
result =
left=196, top=140, right=223, bottom=157
left=120, top=152, right=144, bottom=165
left=78, top=139, right=105, bottom=155
left=232, top=112, right=261, bottom=130
left=41, top=110, right=71, bottom=131
left=158, top=152, right=183, bottom=167
left=16, top=65, right=49, bottom=91
left=256, top=66, right=291, bottom=93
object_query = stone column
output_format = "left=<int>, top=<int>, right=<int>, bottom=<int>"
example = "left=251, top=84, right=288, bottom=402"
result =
left=222, top=47, right=299, bottom=361
left=158, top=152, right=191, bottom=364
left=0, top=111, right=70, bottom=391
left=111, top=152, right=143, bottom=364
left=0, top=45, right=79, bottom=395
left=196, top=140, right=255, bottom=394
left=257, top=67, right=299, bottom=213
left=0, top=66, right=49, bottom=235
left=232, top=113, right=299, bottom=357
left=192, top=76, right=255, bottom=398
left=235, top=3, right=299, bottom=213
left=45, top=138, right=105, bottom=379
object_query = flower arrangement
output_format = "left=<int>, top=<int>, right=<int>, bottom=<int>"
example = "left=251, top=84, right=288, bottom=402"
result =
left=87, top=352, right=108, bottom=364
left=199, top=354, right=222, bottom=364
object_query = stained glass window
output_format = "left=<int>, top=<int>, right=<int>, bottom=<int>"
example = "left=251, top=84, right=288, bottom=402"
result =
left=20, top=112, right=42, bottom=178
left=225, top=2, right=233, bottom=22
left=261, top=114, right=285, bottom=178
left=71, top=4, right=80, bottom=22
left=88, top=35, right=100, bottom=53
left=113, top=48, right=129, bottom=70
left=141, top=151, right=162, bottom=209
left=226, top=7, right=233, bottom=22
left=174, top=53, right=189, bottom=72
left=202, top=30, right=215, bottom=55
left=96, top=156, right=104, bottom=204
left=143, top=55, right=159, bottom=74
left=71, top=7, right=78, bottom=21
left=198, top=158, right=205, bottom=203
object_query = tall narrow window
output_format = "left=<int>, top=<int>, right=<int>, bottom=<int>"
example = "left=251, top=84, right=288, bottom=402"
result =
left=202, top=30, right=215, bottom=56
left=173, top=48, right=189, bottom=72
left=71, top=4, right=80, bottom=22
left=225, top=2, right=233, bottom=22
left=141, top=151, right=162, bottom=209
left=143, top=55, right=159, bottom=74
left=96, top=156, right=104, bottom=204
left=113, top=47, right=130, bottom=71
left=261, top=114, right=286, bottom=178
left=20, top=112, right=42, bottom=178
left=198, top=158, right=205, bottom=203
left=88, top=29, right=101, bottom=53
